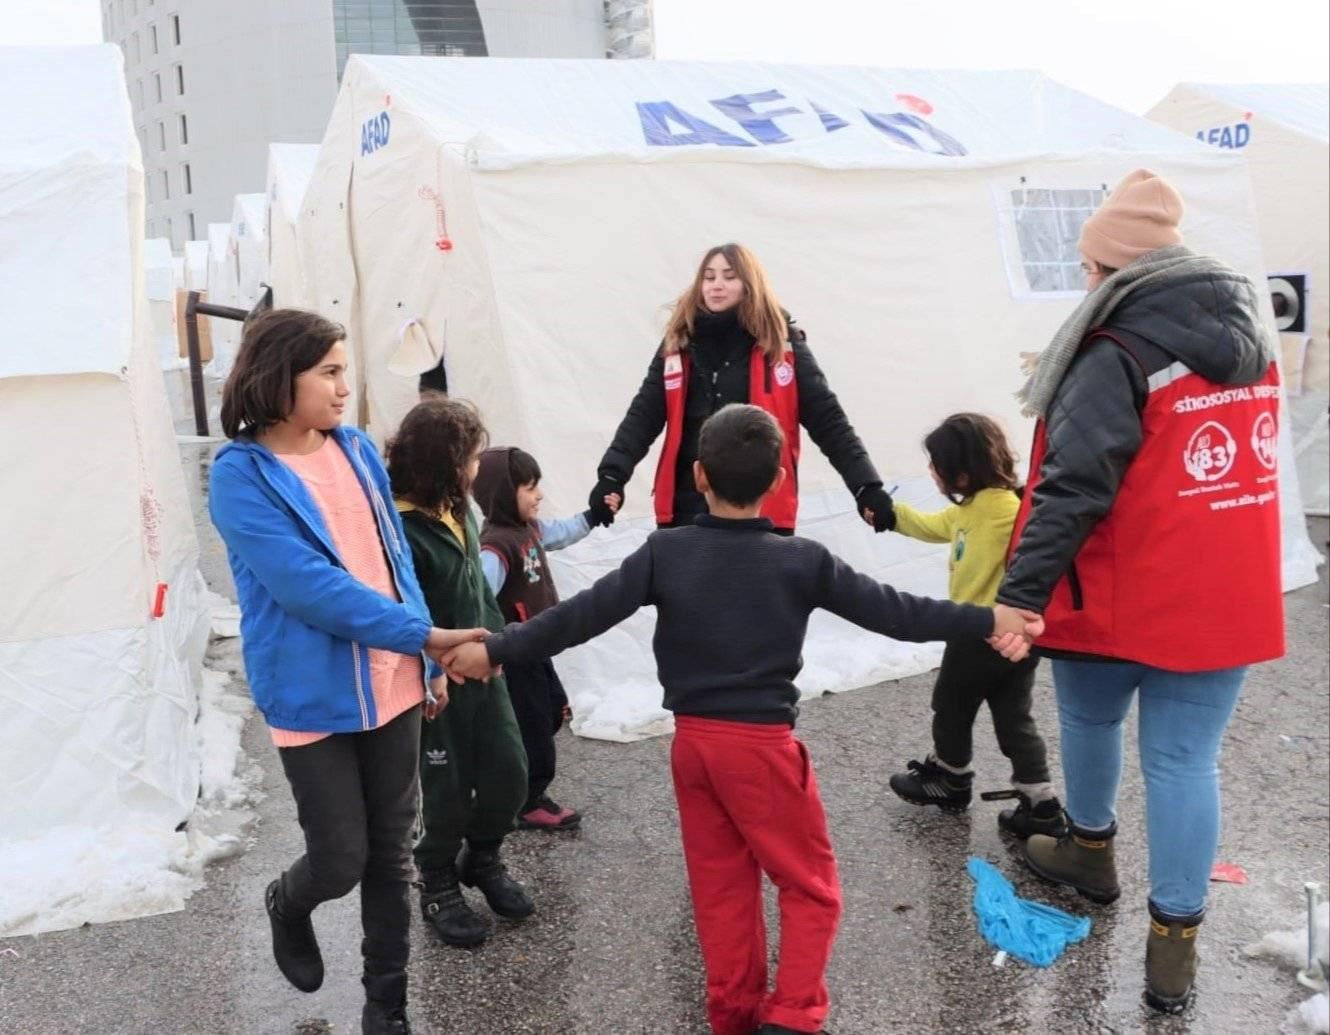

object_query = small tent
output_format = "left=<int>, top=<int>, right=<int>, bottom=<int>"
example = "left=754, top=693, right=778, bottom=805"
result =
left=1148, top=83, right=1329, bottom=515
left=0, top=45, right=209, bottom=908
left=208, top=193, right=269, bottom=378
left=298, top=57, right=1322, bottom=740
left=266, top=143, right=320, bottom=309
left=143, top=236, right=178, bottom=368
left=205, top=220, right=240, bottom=375
left=179, top=239, right=213, bottom=362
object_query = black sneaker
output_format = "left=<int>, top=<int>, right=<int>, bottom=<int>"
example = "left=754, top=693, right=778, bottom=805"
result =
left=363, top=1000, right=413, bottom=1035
left=264, top=879, right=324, bottom=993
left=457, top=843, right=535, bottom=920
left=419, top=868, right=490, bottom=948
left=982, top=790, right=1069, bottom=838
left=888, top=758, right=973, bottom=812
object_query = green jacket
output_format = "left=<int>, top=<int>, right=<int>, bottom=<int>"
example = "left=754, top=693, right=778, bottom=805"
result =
left=397, top=501, right=506, bottom=691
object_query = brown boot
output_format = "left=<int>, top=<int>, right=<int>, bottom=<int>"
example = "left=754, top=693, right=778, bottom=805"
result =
left=1145, top=904, right=1202, bottom=1014
left=1023, top=820, right=1121, bottom=904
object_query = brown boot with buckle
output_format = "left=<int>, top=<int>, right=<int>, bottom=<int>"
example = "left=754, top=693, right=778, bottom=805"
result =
left=1023, top=819, right=1121, bottom=904
left=1145, top=902, right=1203, bottom=1014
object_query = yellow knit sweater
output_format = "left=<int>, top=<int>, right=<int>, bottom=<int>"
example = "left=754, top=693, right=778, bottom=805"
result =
left=893, top=488, right=1020, bottom=607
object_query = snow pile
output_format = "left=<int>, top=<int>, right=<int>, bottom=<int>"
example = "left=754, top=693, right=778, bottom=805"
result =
left=1246, top=901, right=1330, bottom=1035
left=208, top=589, right=241, bottom=640
left=0, top=665, right=257, bottom=937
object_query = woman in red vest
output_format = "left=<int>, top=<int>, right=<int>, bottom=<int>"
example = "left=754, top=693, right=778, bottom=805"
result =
left=587, top=243, right=892, bottom=535
left=995, top=171, right=1284, bottom=1014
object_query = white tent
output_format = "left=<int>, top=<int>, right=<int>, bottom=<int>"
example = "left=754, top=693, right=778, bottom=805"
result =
left=1148, top=83, right=1329, bottom=515
left=0, top=44, right=210, bottom=912
left=298, top=57, right=1322, bottom=741
left=143, top=236, right=179, bottom=369
left=205, top=220, right=240, bottom=375
left=266, top=143, right=320, bottom=309
left=184, top=239, right=209, bottom=294
left=206, top=193, right=270, bottom=378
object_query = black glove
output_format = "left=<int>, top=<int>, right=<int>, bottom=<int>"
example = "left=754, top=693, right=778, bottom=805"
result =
left=587, top=476, right=624, bottom=528
left=856, top=484, right=896, bottom=532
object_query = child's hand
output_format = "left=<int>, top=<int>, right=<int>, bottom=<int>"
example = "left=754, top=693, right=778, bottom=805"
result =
left=989, top=604, right=1044, bottom=662
left=426, top=626, right=488, bottom=665
left=442, top=640, right=495, bottom=682
left=425, top=676, right=450, bottom=720
left=605, top=493, right=622, bottom=515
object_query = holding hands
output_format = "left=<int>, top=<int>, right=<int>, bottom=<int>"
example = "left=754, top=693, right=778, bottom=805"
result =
left=443, top=640, right=497, bottom=683
left=988, top=605, right=1045, bottom=662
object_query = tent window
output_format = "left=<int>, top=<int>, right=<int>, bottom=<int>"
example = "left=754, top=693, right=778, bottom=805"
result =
left=1009, top=187, right=1107, bottom=293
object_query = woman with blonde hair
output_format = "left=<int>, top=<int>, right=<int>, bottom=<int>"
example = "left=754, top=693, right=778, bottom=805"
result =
left=588, top=243, right=892, bottom=535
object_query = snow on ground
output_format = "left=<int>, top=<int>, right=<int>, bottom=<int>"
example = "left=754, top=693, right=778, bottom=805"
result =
left=0, top=600, right=256, bottom=938
left=1247, top=900, right=1330, bottom=1034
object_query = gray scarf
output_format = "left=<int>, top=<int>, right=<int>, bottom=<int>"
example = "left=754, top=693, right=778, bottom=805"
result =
left=1015, top=245, right=1261, bottom=418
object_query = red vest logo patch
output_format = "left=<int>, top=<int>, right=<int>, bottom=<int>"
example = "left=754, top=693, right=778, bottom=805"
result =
left=1251, top=411, right=1278, bottom=470
left=774, top=360, right=795, bottom=387
left=1183, top=420, right=1237, bottom=483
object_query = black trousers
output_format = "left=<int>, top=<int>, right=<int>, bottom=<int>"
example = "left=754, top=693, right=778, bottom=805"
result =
left=277, top=705, right=421, bottom=1005
left=504, top=658, right=568, bottom=808
left=931, top=639, right=1050, bottom=785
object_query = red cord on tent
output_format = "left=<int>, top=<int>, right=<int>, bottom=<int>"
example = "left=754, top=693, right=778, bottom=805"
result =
left=418, top=184, right=452, bottom=252
left=152, top=582, right=168, bottom=619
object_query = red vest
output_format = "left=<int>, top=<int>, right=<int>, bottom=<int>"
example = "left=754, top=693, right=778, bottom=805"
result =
left=1010, top=333, right=1285, bottom=671
left=653, top=346, right=802, bottom=529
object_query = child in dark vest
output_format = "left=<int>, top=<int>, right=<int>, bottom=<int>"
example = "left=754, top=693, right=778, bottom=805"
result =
left=880, top=413, right=1066, bottom=837
left=472, top=446, right=619, bottom=829
left=443, top=404, right=1043, bottom=1035
left=386, top=399, right=533, bottom=951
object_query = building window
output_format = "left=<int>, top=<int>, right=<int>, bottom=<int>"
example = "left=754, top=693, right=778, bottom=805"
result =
left=1005, top=186, right=1108, bottom=294
left=182, top=163, right=192, bottom=194
left=154, top=72, right=162, bottom=103
left=178, top=113, right=188, bottom=145
left=157, top=121, right=166, bottom=151
left=150, top=24, right=158, bottom=54
left=130, top=33, right=140, bottom=64
left=175, top=64, right=184, bottom=95
left=161, top=169, right=170, bottom=200
left=135, top=79, right=144, bottom=107
left=164, top=217, right=173, bottom=246
left=172, top=14, right=180, bottom=44
left=187, top=212, right=196, bottom=240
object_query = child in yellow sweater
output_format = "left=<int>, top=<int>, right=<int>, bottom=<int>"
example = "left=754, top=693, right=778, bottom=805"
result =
left=886, top=413, right=1065, bottom=838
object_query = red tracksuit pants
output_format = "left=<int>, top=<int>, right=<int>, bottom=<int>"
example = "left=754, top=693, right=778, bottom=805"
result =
left=671, top=716, right=843, bottom=1035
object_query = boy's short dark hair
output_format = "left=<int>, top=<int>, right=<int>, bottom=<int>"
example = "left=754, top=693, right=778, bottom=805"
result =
left=697, top=404, right=783, bottom=506
left=508, top=448, right=542, bottom=488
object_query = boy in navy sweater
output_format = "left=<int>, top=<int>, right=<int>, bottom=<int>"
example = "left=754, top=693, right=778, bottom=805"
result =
left=445, top=404, right=1040, bottom=1035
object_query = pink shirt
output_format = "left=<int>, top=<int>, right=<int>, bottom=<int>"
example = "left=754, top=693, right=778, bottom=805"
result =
left=270, top=436, right=424, bottom=747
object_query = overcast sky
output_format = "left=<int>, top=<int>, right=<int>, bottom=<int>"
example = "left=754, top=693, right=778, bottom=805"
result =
left=4, top=0, right=1326, bottom=115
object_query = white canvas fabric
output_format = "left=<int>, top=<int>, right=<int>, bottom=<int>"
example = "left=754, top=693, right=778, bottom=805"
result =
left=0, top=44, right=210, bottom=902
left=294, top=56, right=1321, bottom=740
left=1149, top=83, right=1329, bottom=513
left=266, top=144, right=320, bottom=309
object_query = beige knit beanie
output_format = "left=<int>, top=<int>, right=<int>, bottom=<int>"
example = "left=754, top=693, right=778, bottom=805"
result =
left=1079, top=169, right=1184, bottom=270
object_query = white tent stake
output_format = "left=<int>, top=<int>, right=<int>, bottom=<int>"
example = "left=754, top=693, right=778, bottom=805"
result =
left=1297, top=882, right=1327, bottom=992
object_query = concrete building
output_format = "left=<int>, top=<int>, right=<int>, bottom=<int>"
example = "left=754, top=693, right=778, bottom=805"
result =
left=101, top=0, right=654, bottom=251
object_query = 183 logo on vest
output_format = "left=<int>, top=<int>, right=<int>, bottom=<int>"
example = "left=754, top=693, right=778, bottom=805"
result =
left=1251, top=412, right=1278, bottom=470
left=774, top=361, right=794, bottom=387
left=1183, top=421, right=1237, bottom=483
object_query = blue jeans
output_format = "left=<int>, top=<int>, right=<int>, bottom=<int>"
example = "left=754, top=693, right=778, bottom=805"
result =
left=1052, top=660, right=1247, bottom=918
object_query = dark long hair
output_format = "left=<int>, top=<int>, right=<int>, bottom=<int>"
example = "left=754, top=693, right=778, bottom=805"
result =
left=923, top=413, right=1020, bottom=504
left=219, top=309, right=345, bottom=438
left=386, top=399, right=489, bottom=522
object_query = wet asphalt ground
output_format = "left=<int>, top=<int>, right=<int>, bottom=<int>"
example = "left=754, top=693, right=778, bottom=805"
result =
left=1, top=374, right=1326, bottom=1034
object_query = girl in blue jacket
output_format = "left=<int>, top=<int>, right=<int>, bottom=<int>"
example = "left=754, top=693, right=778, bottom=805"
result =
left=209, top=309, right=482, bottom=1035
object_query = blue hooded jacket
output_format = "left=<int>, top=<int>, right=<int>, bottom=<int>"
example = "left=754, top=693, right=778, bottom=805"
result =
left=209, top=426, right=436, bottom=733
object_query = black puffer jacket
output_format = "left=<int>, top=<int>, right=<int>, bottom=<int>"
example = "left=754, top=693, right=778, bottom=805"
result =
left=597, top=310, right=881, bottom=524
left=998, top=269, right=1269, bottom=614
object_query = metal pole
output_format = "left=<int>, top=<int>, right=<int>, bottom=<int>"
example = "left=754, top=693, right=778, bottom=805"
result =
left=183, top=290, right=210, bottom=437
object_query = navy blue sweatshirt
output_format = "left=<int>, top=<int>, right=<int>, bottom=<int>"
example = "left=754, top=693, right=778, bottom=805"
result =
left=484, top=515, right=995, bottom=725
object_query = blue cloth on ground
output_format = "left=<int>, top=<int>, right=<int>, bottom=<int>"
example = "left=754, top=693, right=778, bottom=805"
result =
left=967, top=856, right=1092, bottom=967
